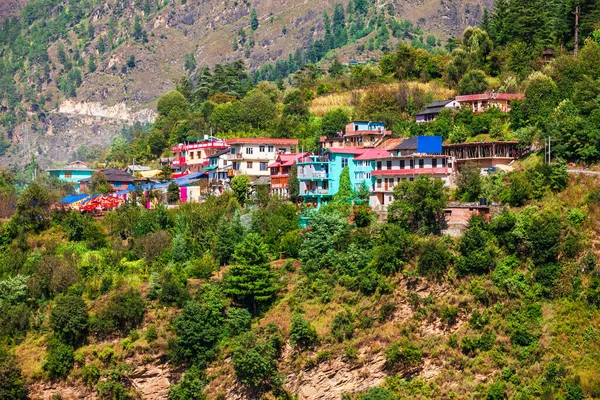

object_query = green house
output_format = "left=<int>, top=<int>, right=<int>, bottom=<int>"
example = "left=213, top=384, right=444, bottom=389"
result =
left=47, top=161, right=94, bottom=193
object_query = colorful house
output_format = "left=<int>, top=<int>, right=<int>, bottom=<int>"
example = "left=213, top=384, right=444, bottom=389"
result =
left=206, top=148, right=232, bottom=193
left=297, top=148, right=377, bottom=203
left=320, top=121, right=391, bottom=149
left=368, top=136, right=455, bottom=211
left=79, top=168, right=135, bottom=193
left=47, top=161, right=94, bottom=193
left=268, top=152, right=311, bottom=197
left=455, top=93, right=524, bottom=114
left=226, top=138, right=298, bottom=180
left=171, top=137, right=229, bottom=172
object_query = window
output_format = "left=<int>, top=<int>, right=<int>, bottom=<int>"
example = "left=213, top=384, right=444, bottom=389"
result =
left=260, top=162, right=267, bottom=171
left=442, top=158, right=446, bottom=167
left=376, top=179, right=382, bottom=188
left=233, top=162, right=239, bottom=170
left=247, top=162, right=253, bottom=169
left=259, top=145, right=265, bottom=152
left=386, top=160, right=392, bottom=170
left=419, top=159, right=424, bottom=168
left=113, top=183, right=121, bottom=189
left=230, top=147, right=236, bottom=154
left=432, top=159, right=437, bottom=168
left=410, top=159, right=414, bottom=169
left=400, top=160, right=405, bottom=169
left=366, top=173, right=371, bottom=179
left=376, top=161, right=382, bottom=170
left=64, top=172, right=72, bottom=179
left=245, top=147, right=254, bottom=155
left=341, top=158, right=349, bottom=168
left=268, top=145, right=274, bottom=152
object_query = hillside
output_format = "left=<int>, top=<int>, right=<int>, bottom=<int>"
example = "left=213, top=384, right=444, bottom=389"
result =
left=0, top=0, right=491, bottom=168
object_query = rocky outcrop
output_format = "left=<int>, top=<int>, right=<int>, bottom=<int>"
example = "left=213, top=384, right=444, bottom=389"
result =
left=57, top=100, right=156, bottom=124
left=285, top=351, right=387, bottom=399
left=130, top=363, right=173, bottom=400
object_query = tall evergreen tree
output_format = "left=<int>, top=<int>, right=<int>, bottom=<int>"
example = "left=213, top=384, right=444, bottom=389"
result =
left=250, top=8, right=259, bottom=31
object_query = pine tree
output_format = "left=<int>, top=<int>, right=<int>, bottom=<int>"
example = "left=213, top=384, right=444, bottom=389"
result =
left=97, top=36, right=105, bottom=54
left=491, top=0, right=509, bottom=45
left=224, top=233, right=276, bottom=315
left=250, top=8, right=259, bottom=31
left=88, top=55, right=96, bottom=73
left=332, top=4, right=348, bottom=48
left=334, top=166, right=355, bottom=203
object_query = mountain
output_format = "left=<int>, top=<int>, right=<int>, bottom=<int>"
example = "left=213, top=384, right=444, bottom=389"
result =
left=0, top=0, right=491, bottom=168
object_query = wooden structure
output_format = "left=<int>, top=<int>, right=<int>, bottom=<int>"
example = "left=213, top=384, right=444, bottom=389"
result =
left=442, top=141, right=525, bottom=168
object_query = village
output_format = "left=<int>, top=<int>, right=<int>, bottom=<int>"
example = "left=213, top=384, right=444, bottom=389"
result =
left=48, top=92, right=526, bottom=235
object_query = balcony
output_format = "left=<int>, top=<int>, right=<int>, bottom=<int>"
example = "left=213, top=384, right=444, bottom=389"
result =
left=371, top=167, right=452, bottom=177
left=301, top=189, right=330, bottom=196
left=298, top=171, right=329, bottom=180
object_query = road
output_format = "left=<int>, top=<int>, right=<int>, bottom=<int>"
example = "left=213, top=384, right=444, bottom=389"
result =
left=567, top=169, right=600, bottom=175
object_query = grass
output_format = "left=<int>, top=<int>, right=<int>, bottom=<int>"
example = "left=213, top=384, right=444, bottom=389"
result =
left=309, top=81, right=456, bottom=117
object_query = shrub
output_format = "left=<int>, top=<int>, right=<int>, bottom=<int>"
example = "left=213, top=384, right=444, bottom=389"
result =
left=469, top=310, right=489, bottom=330
left=231, top=328, right=282, bottom=388
left=50, top=294, right=88, bottom=347
left=417, top=238, right=452, bottom=280
left=378, top=302, right=396, bottom=323
left=331, top=312, right=354, bottom=342
left=280, top=230, right=302, bottom=259
left=359, top=387, right=394, bottom=400
left=290, top=314, right=317, bottom=348
left=91, top=288, right=145, bottom=338
left=0, top=346, right=28, bottom=399
left=226, top=307, right=253, bottom=337
left=145, top=325, right=158, bottom=342
left=461, top=333, right=496, bottom=354
left=486, top=381, right=506, bottom=400
left=439, top=305, right=459, bottom=325
left=187, top=254, right=218, bottom=279
left=158, top=270, right=190, bottom=307
left=81, top=363, right=101, bottom=386
left=385, top=342, right=423, bottom=370
left=168, top=364, right=207, bottom=400
left=44, top=337, right=74, bottom=379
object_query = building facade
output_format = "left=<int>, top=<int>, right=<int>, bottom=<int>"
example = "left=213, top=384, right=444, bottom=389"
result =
left=455, top=93, right=524, bottom=114
left=320, top=121, right=391, bottom=149
left=415, top=100, right=460, bottom=123
left=47, top=161, right=94, bottom=193
left=226, top=138, right=298, bottom=180
left=171, top=138, right=229, bottom=172
left=79, top=168, right=135, bottom=193
left=268, top=152, right=311, bottom=197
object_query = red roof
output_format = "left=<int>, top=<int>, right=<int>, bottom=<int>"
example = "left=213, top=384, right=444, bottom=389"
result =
left=226, top=138, right=298, bottom=145
left=455, top=93, right=524, bottom=102
left=268, top=152, right=311, bottom=169
left=354, top=148, right=391, bottom=160
left=326, top=148, right=368, bottom=155
left=344, top=130, right=391, bottom=137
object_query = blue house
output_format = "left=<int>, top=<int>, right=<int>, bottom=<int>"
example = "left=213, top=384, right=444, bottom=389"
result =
left=47, top=161, right=94, bottom=193
left=297, top=148, right=390, bottom=204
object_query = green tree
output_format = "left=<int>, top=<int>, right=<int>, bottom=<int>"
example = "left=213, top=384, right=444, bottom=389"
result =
left=167, top=182, right=180, bottom=204
left=456, top=162, right=482, bottom=201
left=458, top=70, right=489, bottom=95
left=88, top=171, right=111, bottom=194
left=333, top=166, right=355, bottom=205
left=44, top=337, right=74, bottom=379
left=250, top=8, right=258, bottom=31
left=288, top=164, right=300, bottom=202
left=290, top=314, right=317, bottom=348
left=16, top=183, right=51, bottom=232
left=231, top=327, right=282, bottom=388
left=418, top=238, right=453, bottom=280
left=0, top=347, right=28, bottom=399
left=171, top=293, right=226, bottom=366
left=321, top=108, right=350, bottom=137
left=50, top=294, right=88, bottom=347
left=230, top=175, right=251, bottom=206
left=224, top=233, right=276, bottom=315
left=88, top=55, right=97, bottom=73
left=388, top=176, right=448, bottom=235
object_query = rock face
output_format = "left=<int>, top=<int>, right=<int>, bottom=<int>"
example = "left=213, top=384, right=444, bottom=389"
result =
left=129, top=363, right=172, bottom=400
left=286, top=352, right=388, bottom=399
left=57, top=100, right=156, bottom=124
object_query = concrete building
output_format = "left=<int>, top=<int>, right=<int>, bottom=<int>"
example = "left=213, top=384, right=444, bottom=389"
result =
left=455, top=93, right=524, bottom=114
left=268, top=152, right=311, bottom=197
left=171, top=137, right=229, bottom=172
left=47, top=161, right=94, bottom=193
left=320, top=121, right=391, bottom=149
left=226, top=138, right=298, bottom=180
left=415, top=100, right=460, bottom=123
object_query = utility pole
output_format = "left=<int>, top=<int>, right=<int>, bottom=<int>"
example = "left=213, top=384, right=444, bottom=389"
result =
left=574, top=4, right=580, bottom=57
left=548, top=136, right=551, bottom=163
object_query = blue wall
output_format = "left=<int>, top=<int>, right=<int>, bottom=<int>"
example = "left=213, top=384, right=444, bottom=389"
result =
left=417, top=136, right=442, bottom=154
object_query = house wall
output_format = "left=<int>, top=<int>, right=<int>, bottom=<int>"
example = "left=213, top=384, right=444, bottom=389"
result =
left=229, top=144, right=292, bottom=177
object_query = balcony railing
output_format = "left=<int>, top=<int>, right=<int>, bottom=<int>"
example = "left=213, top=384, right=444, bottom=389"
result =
left=301, top=189, right=330, bottom=196
left=371, top=167, right=452, bottom=177
left=298, top=172, right=329, bottom=179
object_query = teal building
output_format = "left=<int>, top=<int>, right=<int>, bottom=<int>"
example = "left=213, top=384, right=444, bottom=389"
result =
left=47, top=161, right=94, bottom=193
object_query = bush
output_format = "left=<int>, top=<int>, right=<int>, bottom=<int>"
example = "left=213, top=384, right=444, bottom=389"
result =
left=44, top=337, right=74, bottom=379
left=439, top=305, right=459, bottom=325
left=385, top=341, right=423, bottom=370
left=417, top=238, right=452, bottom=280
left=226, top=307, right=253, bottom=337
left=0, top=346, right=28, bottom=399
left=50, top=294, right=88, bottom=347
left=81, top=363, right=101, bottom=386
left=486, top=381, right=506, bottom=400
left=231, top=327, right=282, bottom=388
left=168, top=364, right=207, bottom=400
left=158, top=270, right=190, bottom=307
left=331, top=312, right=354, bottom=342
left=290, top=314, right=317, bottom=348
left=187, top=253, right=218, bottom=279
left=359, top=387, right=394, bottom=400
left=91, top=288, right=145, bottom=338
